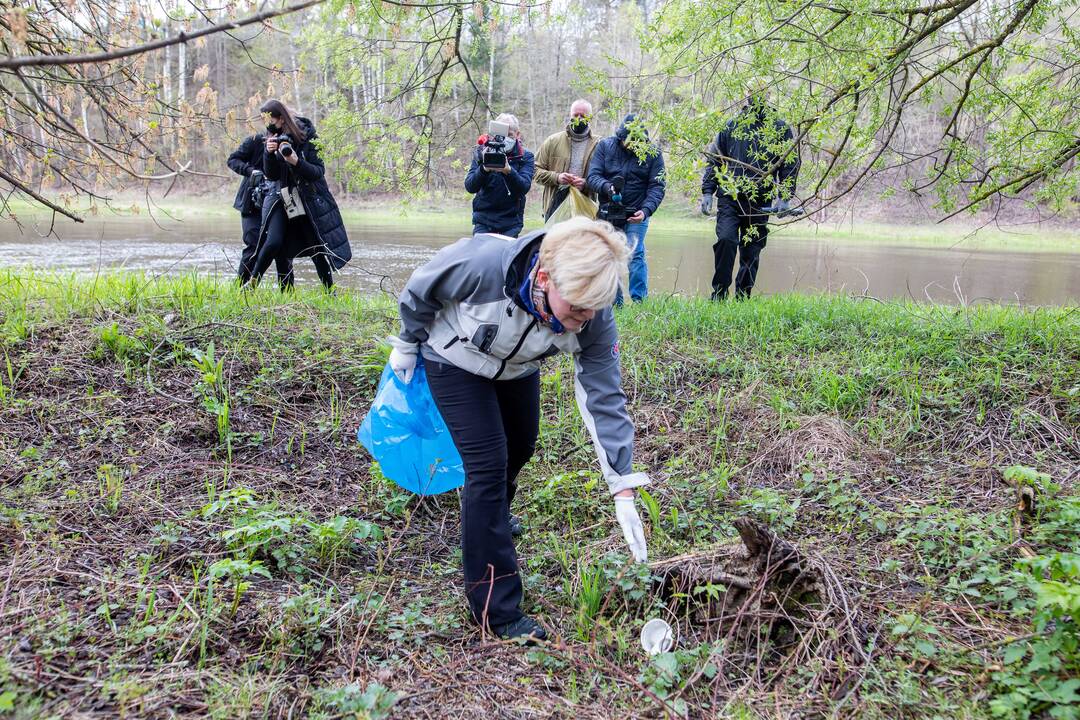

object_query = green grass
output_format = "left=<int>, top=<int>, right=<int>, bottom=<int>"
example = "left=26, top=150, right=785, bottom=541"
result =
left=0, top=271, right=1076, bottom=718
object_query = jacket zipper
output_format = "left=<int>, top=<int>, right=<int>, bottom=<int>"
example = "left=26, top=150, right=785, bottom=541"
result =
left=492, top=317, right=538, bottom=380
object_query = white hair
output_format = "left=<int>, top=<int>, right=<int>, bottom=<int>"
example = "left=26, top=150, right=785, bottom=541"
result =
left=570, top=99, right=593, bottom=115
left=495, top=112, right=520, bottom=134
left=539, top=217, right=630, bottom=309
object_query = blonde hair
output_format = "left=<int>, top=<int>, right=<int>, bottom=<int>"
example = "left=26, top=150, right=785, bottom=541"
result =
left=539, top=217, right=630, bottom=309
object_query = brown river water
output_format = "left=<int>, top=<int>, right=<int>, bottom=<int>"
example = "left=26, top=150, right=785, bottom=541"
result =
left=0, top=216, right=1077, bottom=305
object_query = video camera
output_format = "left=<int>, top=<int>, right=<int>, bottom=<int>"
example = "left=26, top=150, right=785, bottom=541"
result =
left=481, top=120, right=512, bottom=171
left=597, top=176, right=635, bottom=230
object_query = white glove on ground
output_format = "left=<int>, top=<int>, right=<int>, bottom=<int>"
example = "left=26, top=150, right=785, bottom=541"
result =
left=615, top=495, right=648, bottom=563
left=387, top=336, right=418, bottom=383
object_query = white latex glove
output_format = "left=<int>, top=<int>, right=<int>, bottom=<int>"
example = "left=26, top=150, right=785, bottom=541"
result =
left=615, top=495, right=648, bottom=563
left=387, top=336, right=418, bottom=383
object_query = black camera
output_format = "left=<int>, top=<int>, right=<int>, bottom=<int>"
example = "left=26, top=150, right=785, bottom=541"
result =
left=597, top=176, right=635, bottom=229
left=244, top=169, right=266, bottom=214
left=481, top=120, right=511, bottom=170
left=266, top=125, right=295, bottom=158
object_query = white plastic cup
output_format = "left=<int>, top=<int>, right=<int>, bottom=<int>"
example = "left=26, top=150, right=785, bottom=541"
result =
left=640, top=618, right=675, bottom=655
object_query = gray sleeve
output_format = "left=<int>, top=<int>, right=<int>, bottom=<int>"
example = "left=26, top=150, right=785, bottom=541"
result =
left=572, top=311, right=649, bottom=495
left=397, top=240, right=481, bottom=344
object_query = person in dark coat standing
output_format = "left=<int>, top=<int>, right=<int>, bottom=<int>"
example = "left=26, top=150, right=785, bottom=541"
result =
left=586, top=113, right=666, bottom=303
left=464, top=112, right=535, bottom=238
left=700, top=93, right=800, bottom=300
left=246, top=99, right=351, bottom=291
left=227, top=133, right=292, bottom=284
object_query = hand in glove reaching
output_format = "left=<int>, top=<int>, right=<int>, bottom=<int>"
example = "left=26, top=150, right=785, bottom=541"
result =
left=387, top=336, right=419, bottom=383
left=700, top=195, right=714, bottom=216
left=614, top=492, right=648, bottom=563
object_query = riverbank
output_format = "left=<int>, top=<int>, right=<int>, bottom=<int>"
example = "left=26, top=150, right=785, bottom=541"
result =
left=0, top=273, right=1077, bottom=718
left=7, top=196, right=1080, bottom=252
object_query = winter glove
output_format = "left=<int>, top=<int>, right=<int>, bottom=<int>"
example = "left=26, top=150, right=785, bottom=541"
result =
left=615, top=495, right=648, bottom=563
left=700, top=195, right=714, bottom=216
left=387, top=336, right=419, bottom=384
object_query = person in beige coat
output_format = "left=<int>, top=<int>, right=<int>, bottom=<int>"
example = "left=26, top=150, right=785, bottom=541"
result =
left=534, top=99, right=601, bottom=220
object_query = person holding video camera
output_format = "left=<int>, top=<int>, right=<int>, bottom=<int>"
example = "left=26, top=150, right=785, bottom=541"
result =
left=464, top=113, right=535, bottom=238
left=586, top=113, right=666, bottom=304
left=245, top=99, right=351, bottom=290
left=700, top=88, right=800, bottom=301
left=228, top=132, right=293, bottom=284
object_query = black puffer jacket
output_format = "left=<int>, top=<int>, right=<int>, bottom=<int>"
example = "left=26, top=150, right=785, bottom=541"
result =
left=257, top=117, right=351, bottom=270
left=586, top=114, right=666, bottom=218
left=701, top=103, right=800, bottom=205
left=227, top=133, right=265, bottom=215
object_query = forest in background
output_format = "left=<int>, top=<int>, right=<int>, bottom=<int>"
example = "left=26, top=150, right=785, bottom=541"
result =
left=2, top=0, right=1079, bottom=228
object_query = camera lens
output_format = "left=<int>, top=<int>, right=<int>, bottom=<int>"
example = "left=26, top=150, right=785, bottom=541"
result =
left=280, top=144, right=293, bottom=157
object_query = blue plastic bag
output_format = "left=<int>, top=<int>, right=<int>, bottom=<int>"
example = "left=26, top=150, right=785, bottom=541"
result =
left=357, top=357, right=465, bottom=495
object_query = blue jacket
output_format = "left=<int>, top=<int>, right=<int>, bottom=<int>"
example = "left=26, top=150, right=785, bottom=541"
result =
left=257, top=117, right=351, bottom=270
left=586, top=114, right=666, bottom=218
left=464, top=140, right=535, bottom=232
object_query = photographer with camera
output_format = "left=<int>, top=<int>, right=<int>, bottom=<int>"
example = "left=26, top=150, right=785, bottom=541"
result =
left=586, top=113, right=666, bottom=304
left=464, top=113, right=535, bottom=238
left=245, top=99, right=351, bottom=291
left=700, top=86, right=800, bottom=301
left=228, top=132, right=293, bottom=284
left=534, top=99, right=600, bottom=220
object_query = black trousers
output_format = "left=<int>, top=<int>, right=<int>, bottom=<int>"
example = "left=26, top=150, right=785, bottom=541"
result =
left=425, top=358, right=540, bottom=628
left=238, top=213, right=292, bottom=284
left=473, top=224, right=522, bottom=238
left=711, top=197, right=769, bottom=300
left=251, top=205, right=334, bottom=290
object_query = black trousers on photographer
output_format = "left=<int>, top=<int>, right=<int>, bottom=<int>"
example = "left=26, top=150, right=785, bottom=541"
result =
left=711, top=195, right=769, bottom=300
left=238, top=213, right=293, bottom=284
left=251, top=205, right=334, bottom=290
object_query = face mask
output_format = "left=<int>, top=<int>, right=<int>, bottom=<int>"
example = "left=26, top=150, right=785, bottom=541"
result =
left=569, top=116, right=590, bottom=132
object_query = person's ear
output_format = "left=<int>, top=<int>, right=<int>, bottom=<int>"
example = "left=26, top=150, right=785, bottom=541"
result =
left=535, top=266, right=550, bottom=291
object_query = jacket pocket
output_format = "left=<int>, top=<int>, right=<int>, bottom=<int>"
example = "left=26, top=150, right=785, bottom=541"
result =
left=471, top=324, right=499, bottom=354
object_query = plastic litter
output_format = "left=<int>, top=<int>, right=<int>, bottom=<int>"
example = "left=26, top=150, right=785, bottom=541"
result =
left=357, top=357, right=464, bottom=495
left=640, top=618, right=675, bottom=655
left=545, top=186, right=599, bottom=227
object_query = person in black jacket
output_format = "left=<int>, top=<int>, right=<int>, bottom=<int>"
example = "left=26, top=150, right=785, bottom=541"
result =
left=701, top=94, right=800, bottom=300
left=245, top=99, right=351, bottom=291
left=464, top=113, right=535, bottom=237
left=227, top=133, right=292, bottom=284
left=586, top=114, right=666, bottom=303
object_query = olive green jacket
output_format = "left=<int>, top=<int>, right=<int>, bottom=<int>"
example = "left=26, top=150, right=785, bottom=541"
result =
left=533, top=128, right=600, bottom=217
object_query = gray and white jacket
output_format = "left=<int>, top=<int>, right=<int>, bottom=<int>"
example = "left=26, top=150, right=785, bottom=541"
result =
left=396, top=230, right=649, bottom=495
